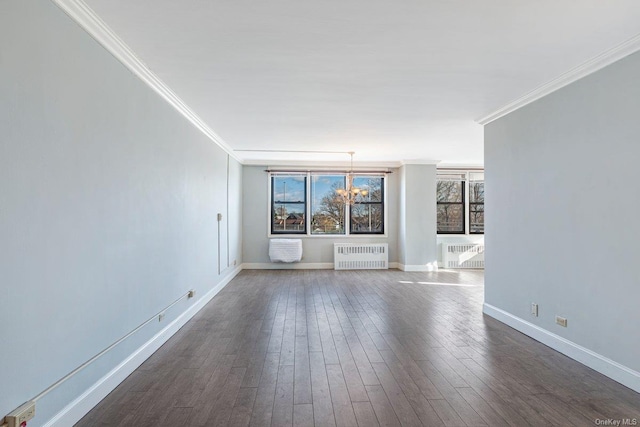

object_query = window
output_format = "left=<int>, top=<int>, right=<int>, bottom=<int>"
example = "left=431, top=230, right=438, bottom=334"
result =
left=437, top=171, right=484, bottom=234
left=437, top=177, right=465, bottom=233
left=311, top=175, right=346, bottom=235
left=350, top=176, right=384, bottom=234
left=469, top=180, right=484, bottom=234
left=270, top=172, right=386, bottom=236
left=271, top=175, right=306, bottom=234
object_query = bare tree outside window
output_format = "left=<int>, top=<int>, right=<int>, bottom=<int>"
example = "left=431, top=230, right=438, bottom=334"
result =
left=351, top=177, right=384, bottom=234
left=311, top=176, right=346, bottom=234
left=270, top=173, right=385, bottom=235
left=437, top=180, right=464, bottom=233
left=469, top=181, right=484, bottom=233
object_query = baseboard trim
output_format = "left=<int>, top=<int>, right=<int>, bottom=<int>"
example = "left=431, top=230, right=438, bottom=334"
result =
left=241, top=262, right=333, bottom=270
left=43, top=265, right=243, bottom=427
left=483, top=303, right=640, bottom=393
left=242, top=262, right=402, bottom=270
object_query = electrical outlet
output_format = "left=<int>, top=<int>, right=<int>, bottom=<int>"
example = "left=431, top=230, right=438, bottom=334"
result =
left=5, top=401, right=36, bottom=427
left=531, top=303, right=538, bottom=317
left=556, top=316, right=568, bottom=327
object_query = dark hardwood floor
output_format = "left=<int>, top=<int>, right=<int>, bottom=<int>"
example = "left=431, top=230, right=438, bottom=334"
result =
left=76, top=269, right=640, bottom=426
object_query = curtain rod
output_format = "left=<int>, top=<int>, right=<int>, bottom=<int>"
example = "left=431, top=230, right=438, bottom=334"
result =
left=265, top=169, right=392, bottom=174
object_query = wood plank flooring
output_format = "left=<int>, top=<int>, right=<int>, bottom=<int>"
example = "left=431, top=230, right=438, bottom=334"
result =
left=76, top=269, right=640, bottom=426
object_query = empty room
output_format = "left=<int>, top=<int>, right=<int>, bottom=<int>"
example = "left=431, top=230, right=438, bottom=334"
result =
left=1, top=1, right=640, bottom=426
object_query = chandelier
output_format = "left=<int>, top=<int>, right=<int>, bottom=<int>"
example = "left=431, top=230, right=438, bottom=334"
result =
left=335, top=152, right=368, bottom=205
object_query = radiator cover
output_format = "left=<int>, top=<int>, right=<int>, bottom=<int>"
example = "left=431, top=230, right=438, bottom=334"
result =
left=334, top=243, right=389, bottom=270
left=441, top=243, right=485, bottom=269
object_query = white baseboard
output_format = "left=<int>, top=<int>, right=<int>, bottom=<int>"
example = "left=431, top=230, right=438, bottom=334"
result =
left=241, top=262, right=402, bottom=271
left=44, top=265, right=243, bottom=427
left=241, top=262, right=333, bottom=270
left=396, top=262, right=439, bottom=272
left=483, top=303, right=640, bottom=393
left=243, top=262, right=402, bottom=271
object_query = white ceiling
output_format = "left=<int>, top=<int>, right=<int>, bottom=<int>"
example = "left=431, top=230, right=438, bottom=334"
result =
left=84, top=0, right=640, bottom=166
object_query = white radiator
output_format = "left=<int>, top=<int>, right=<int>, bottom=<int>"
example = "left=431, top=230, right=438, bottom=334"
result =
left=334, top=243, right=388, bottom=270
left=442, top=243, right=485, bottom=269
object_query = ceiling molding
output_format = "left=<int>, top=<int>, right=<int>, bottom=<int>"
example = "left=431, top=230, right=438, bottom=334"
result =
left=242, top=158, right=403, bottom=169
left=476, top=32, right=640, bottom=125
left=51, top=0, right=240, bottom=162
left=242, top=159, right=444, bottom=168
left=399, top=159, right=441, bottom=166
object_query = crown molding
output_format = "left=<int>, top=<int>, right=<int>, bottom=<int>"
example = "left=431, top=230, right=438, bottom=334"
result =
left=241, top=158, right=403, bottom=169
left=436, top=163, right=484, bottom=170
left=241, top=158, right=443, bottom=168
left=399, top=159, right=441, bottom=166
left=51, top=0, right=240, bottom=162
left=476, top=33, right=640, bottom=125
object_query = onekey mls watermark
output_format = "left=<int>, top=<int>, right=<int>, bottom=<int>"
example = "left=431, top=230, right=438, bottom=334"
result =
left=594, top=419, right=638, bottom=426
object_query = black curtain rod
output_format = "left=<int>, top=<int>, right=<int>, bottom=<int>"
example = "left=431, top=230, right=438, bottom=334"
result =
left=264, top=169, right=392, bottom=174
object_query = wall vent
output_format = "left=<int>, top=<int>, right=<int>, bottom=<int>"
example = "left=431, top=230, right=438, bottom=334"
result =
left=442, top=243, right=485, bottom=269
left=334, top=243, right=388, bottom=270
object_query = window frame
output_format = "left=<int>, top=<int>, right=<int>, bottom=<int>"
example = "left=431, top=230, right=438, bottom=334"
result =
left=436, top=179, right=466, bottom=234
left=270, top=174, right=308, bottom=235
left=310, top=174, right=347, bottom=236
left=349, top=176, right=385, bottom=235
left=268, top=172, right=387, bottom=237
left=468, top=181, right=484, bottom=235
left=436, top=170, right=484, bottom=235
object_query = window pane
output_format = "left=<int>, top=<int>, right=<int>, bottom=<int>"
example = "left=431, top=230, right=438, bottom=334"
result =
left=351, top=204, right=383, bottom=233
left=272, top=176, right=306, bottom=202
left=352, top=177, right=383, bottom=202
left=437, top=204, right=464, bottom=233
left=437, top=180, right=463, bottom=203
left=470, top=203, right=484, bottom=233
left=311, top=175, right=345, bottom=234
left=272, top=202, right=305, bottom=232
left=470, top=182, right=484, bottom=203
left=470, top=212, right=484, bottom=233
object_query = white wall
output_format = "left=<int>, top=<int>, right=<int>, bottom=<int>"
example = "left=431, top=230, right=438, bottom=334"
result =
left=485, top=51, right=640, bottom=390
left=0, top=0, right=242, bottom=424
left=398, top=165, right=438, bottom=270
left=242, top=166, right=399, bottom=266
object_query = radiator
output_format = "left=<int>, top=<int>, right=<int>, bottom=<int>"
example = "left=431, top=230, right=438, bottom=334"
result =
left=441, top=243, right=485, bottom=269
left=334, top=243, right=388, bottom=270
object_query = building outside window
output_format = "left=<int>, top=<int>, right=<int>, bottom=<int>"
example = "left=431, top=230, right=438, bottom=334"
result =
left=270, top=172, right=385, bottom=236
left=271, top=175, right=307, bottom=234
left=311, top=175, right=346, bottom=234
left=350, top=176, right=384, bottom=234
